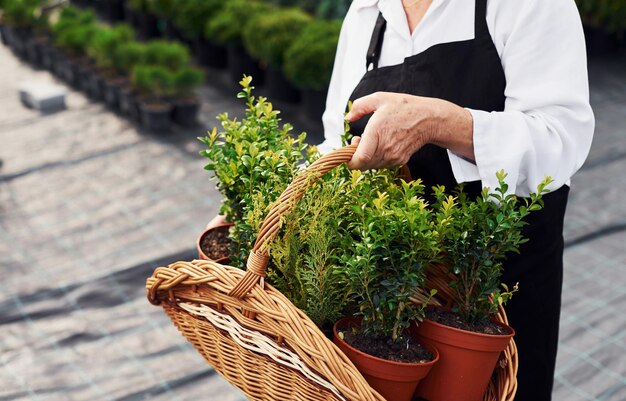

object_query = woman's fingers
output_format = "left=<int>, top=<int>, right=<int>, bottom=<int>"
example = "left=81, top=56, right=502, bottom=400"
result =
left=345, top=92, right=383, bottom=122
left=348, top=117, right=381, bottom=170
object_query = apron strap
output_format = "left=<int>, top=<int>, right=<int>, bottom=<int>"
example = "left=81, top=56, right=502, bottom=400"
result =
left=474, top=0, right=489, bottom=38
left=366, top=12, right=387, bottom=70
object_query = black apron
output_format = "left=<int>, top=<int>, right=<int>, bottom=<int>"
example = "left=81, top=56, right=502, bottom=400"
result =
left=348, top=1, right=568, bottom=400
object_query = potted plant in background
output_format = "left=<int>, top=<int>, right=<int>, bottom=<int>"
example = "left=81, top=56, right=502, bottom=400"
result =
left=87, top=23, right=135, bottom=109
left=174, top=0, right=225, bottom=69
left=284, top=19, right=341, bottom=121
left=204, top=0, right=271, bottom=87
left=170, top=66, right=204, bottom=127
left=413, top=173, right=552, bottom=401
left=198, top=76, right=313, bottom=266
left=52, top=12, right=99, bottom=91
left=1, top=0, right=43, bottom=58
left=146, top=0, right=179, bottom=40
left=132, top=64, right=173, bottom=132
left=113, top=41, right=146, bottom=120
left=243, top=7, right=312, bottom=102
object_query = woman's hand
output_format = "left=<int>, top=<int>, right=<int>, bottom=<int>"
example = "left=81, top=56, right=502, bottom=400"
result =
left=205, top=214, right=227, bottom=230
left=345, top=92, right=475, bottom=170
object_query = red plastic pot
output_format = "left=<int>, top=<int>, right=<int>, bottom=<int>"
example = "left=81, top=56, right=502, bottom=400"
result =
left=333, top=317, right=439, bottom=401
left=196, top=223, right=233, bottom=264
left=412, top=310, right=515, bottom=401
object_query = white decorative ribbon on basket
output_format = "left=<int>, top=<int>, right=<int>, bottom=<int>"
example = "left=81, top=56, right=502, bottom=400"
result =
left=180, top=302, right=347, bottom=401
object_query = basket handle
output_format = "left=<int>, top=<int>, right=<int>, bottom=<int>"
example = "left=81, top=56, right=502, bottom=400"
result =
left=228, top=144, right=358, bottom=299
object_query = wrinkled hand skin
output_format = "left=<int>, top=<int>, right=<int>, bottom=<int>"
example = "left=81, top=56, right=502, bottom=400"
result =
left=345, top=92, right=475, bottom=170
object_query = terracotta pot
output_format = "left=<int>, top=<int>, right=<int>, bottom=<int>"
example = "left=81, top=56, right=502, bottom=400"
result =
left=333, top=317, right=439, bottom=401
left=412, top=309, right=515, bottom=401
left=197, top=223, right=233, bottom=264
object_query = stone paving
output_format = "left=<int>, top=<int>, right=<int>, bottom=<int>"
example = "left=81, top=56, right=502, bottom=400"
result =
left=0, top=40, right=625, bottom=401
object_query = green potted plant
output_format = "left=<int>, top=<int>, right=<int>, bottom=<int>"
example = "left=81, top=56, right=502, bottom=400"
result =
left=53, top=19, right=100, bottom=92
left=205, top=0, right=271, bottom=86
left=132, top=64, right=174, bottom=131
left=413, top=172, right=552, bottom=401
left=173, top=0, right=226, bottom=68
left=170, top=66, right=204, bottom=126
left=113, top=41, right=146, bottom=120
left=284, top=19, right=341, bottom=121
left=243, top=7, right=312, bottom=102
left=326, top=172, right=441, bottom=401
left=1, top=0, right=43, bottom=57
left=198, top=76, right=313, bottom=266
left=143, top=39, right=190, bottom=71
left=146, top=0, right=179, bottom=39
left=87, top=24, right=135, bottom=109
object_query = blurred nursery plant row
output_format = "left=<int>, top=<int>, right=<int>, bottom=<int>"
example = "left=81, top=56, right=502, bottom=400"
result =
left=0, top=0, right=348, bottom=131
left=0, top=0, right=623, bottom=131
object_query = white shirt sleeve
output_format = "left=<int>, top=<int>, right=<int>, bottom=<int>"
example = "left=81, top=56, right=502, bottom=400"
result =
left=450, top=0, right=595, bottom=196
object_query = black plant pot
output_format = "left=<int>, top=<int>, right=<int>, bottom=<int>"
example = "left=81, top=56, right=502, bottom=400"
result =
left=584, top=25, right=619, bottom=56
left=193, top=38, right=227, bottom=69
left=266, top=65, right=301, bottom=103
left=0, top=24, right=8, bottom=46
left=138, top=12, right=160, bottom=40
left=172, top=99, right=201, bottom=127
left=49, top=47, right=65, bottom=77
left=227, top=44, right=264, bottom=87
left=85, top=72, right=106, bottom=101
left=24, top=39, right=42, bottom=66
left=62, top=58, right=82, bottom=87
left=139, top=101, right=172, bottom=132
left=164, top=20, right=185, bottom=42
left=302, top=88, right=328, bottom=122
left=124, top=4, right=139, bottom=29
left=8, top=26, right=31, bottom=58
left=105, top=0, right=125, bottom=22
left=119, top=86, right=141, bottom=121
left=102, top=78, right=123, bottom=110
left=40, top=42, right=54, bottom=70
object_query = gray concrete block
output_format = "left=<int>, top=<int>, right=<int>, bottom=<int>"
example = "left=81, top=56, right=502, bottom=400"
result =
left=19, top=82, right=66, bottom=112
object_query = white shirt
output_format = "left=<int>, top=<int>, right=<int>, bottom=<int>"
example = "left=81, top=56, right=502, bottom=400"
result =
left=320, top=0, right=595, bottom=197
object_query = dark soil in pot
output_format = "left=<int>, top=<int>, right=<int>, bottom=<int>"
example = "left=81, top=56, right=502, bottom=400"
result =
left=194, top=38, right=227, bottom=69
left=172, top=98, right=200, bottom=127
left=424, top=308, right=508, bottom=335
left=227, top=45, right=264, bottom=87
left=198, top=224, right=232, bottom=262
left=266, top=65, right=300, bottom=103
left=139, top=100, right=172, bottom=132
left=342, top=326, right=433, bottom=363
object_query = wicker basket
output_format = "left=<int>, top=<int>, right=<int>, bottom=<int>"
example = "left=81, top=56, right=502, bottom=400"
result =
left=146, top=145, right=518, bottom=401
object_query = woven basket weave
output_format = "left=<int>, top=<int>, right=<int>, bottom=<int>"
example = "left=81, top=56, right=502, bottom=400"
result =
left=146, top=144, right=518, bottom=401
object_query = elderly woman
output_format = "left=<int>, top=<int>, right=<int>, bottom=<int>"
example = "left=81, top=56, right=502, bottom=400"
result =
left=318, top=0, right=594, bottom=400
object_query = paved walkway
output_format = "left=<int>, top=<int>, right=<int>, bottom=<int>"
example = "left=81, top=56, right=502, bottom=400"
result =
left=0, top=41, right=624, bottom=401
